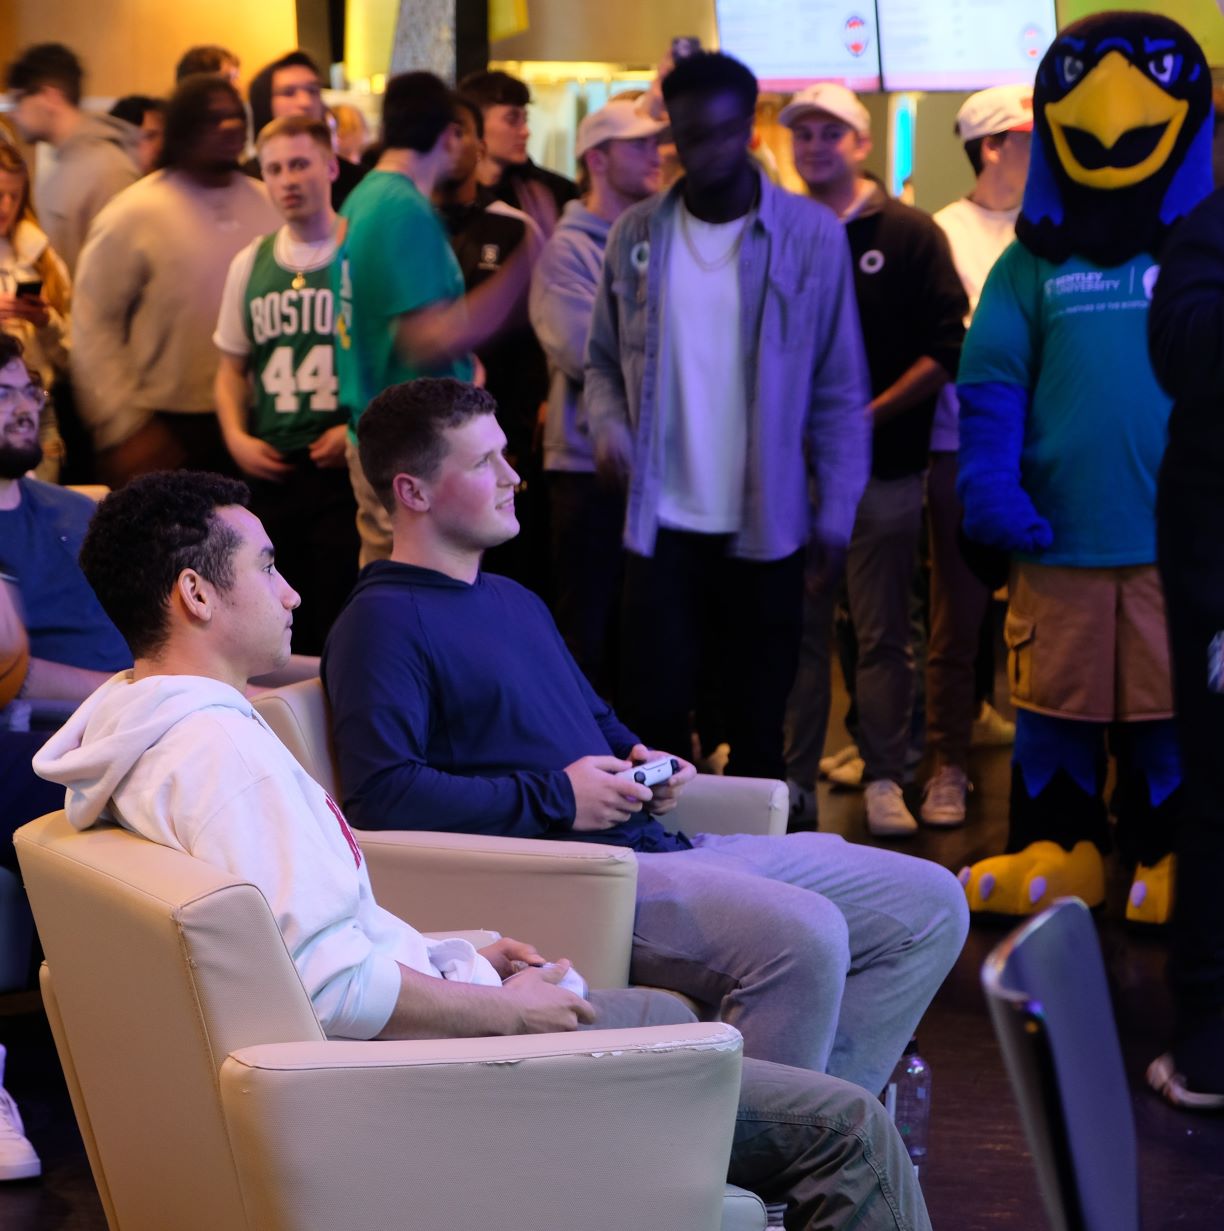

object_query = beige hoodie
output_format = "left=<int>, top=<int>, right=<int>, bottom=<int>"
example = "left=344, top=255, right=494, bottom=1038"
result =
left=70, top=169, right=280, bottom=448
left=34, top=111, right=140, bottom=276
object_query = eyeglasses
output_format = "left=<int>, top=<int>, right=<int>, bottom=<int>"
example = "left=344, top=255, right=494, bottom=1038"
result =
left=0, top=382, right=48, bottom=410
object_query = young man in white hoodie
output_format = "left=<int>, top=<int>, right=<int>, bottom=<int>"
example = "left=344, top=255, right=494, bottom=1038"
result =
left=34, top=470, right=933, bottom=1231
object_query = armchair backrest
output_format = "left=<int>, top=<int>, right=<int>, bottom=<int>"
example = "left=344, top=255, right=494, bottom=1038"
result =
left=253, top=676, right=339, bottom=798
left=15, top=811, right=323, bottom=1231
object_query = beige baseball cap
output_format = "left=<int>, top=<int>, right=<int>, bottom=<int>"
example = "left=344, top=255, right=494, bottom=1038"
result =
left=955, top=84, right=1034, bottom=142
left=778, top=82, right=870, bottom=137
left=576, top=98, right=667, bottom=158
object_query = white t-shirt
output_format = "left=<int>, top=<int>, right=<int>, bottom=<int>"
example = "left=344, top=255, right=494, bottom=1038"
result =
left=213, top=225, right=341, bottom=356
left=929, top=197, right=1019, bottom=451
left=656, top=203, right=749, bottom=535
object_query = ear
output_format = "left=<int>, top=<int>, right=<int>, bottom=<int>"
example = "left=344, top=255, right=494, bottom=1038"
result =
left=392, top=471, right=430, bottom=513
left=857, top=132, right=873, bottom=161
left=173, top=568, right=215, bottom=627
left=328, top=153, right=340, bottom=184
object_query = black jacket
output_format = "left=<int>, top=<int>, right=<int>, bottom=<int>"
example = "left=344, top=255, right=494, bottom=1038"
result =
left=844, top=186, right=968, bottom=480
left=1149, top=186, right=1224, bottom=479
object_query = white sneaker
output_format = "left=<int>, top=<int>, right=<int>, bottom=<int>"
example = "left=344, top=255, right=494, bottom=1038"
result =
left=921, top=765, right=971, bottom=826
left=818, top=743, right=860, bottom=778
left=0, top=1047, right=40, bottom=1182
left=865, top=780, right=918, bottom=836
left=971, top=701, right=1015, bottom=748
left=828, top=756, right=866, bottom=789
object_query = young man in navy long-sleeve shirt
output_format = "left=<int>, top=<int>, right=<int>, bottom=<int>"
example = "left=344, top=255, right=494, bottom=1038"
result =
left=323, top=377, right=968, bottom=1098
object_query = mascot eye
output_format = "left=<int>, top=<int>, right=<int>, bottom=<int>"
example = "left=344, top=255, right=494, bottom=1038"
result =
left=1059, top=54, right=1085, bottom=87
left=1146, top=52, right=1181, bottom=86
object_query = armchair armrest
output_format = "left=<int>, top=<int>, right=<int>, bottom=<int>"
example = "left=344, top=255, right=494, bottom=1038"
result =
left=357, top=829, right=638, bottom=988
left=670, top=776, right=788, bottom=838
left=220, top=1023, right=743, bottom=1231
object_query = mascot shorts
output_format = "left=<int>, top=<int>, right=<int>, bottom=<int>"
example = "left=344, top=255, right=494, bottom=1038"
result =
left=1004, top=561, right=1173, bottom=721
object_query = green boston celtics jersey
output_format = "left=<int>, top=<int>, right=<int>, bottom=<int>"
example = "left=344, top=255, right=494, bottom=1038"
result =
left=243, top=231, right=346, bottom=454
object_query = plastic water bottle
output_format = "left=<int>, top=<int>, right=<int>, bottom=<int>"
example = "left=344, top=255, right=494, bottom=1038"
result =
left=884, top=1038, right=931, bottom=1179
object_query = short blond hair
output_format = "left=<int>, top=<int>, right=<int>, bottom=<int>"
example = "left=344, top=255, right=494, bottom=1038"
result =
left=255, top=114, right=333, bottom=157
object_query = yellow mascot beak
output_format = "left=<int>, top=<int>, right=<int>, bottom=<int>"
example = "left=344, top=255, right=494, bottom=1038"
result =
left=1045, top=50, right=1187, bottom=189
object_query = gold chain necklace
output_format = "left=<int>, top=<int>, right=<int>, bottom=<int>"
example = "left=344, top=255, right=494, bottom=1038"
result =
left=679, top=205, right=749, bottom=273
left=283, top=225, right=337, bottom=291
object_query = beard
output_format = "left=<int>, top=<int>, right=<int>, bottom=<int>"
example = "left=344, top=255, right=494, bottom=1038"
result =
left=0, top=438, right=43, bottom=479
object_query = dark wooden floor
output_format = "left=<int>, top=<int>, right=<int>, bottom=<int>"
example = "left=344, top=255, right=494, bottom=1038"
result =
left=2, top=690, right=1224, bottom=1227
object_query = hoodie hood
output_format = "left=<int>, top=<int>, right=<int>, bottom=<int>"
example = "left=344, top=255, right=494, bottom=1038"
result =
left=555, top=198, right=612, bottom=244
left=33, top=672, right=256, bottom=831
left=58, top=112, right=143, bottom=163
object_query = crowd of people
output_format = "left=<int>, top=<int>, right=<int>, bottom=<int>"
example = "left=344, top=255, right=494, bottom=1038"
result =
left=2, top=12, right=1223, bottom=1224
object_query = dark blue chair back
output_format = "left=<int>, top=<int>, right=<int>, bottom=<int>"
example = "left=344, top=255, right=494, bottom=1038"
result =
left=982, top=897, right=1139, bottom=1231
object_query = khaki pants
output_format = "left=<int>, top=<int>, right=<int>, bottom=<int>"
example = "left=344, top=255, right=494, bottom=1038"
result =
left=1005, top=560, right=1173, bottom=721
left=344, top=437, right=393, bottom=567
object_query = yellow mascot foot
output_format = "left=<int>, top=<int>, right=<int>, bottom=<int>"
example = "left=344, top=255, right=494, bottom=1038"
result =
left=958, top=840, right=1106, bottom=915
left=1126, top=854, right=1175, bottom=925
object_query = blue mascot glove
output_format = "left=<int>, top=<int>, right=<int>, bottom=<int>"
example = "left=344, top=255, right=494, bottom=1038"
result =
left=956, top=381, right=1054, bottom=553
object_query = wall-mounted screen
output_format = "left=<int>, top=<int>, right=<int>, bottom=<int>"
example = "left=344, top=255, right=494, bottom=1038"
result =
left=877, top=0, right=1056, bottom=91
left=715, top=1, right=882, bottom=91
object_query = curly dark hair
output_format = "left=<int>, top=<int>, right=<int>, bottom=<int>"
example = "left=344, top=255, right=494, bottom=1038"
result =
left=357, top=378, right=497, bottom=510
left=662, top=51, right=757, bottom=115
left=80, top=471, right=250, bottom=658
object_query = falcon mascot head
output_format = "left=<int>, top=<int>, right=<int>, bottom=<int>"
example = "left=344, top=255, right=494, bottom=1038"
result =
left=1017, top=10, right=1213, bottom=265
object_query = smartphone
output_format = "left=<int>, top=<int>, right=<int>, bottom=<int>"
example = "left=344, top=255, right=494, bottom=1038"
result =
left=671, top=37, right=702, bottom=61
left=14, top=278, right=42, bottom=299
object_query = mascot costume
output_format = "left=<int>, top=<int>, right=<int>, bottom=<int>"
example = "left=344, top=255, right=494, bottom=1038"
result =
left=955, top=11, right=1213, bottom=920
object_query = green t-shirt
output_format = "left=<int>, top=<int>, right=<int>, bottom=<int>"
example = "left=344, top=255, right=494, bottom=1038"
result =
left=959, top=242, right=1171, bottom=567
left=241, top=233, right=345, bottom=454
left=335, top=171, right=473, bottom=431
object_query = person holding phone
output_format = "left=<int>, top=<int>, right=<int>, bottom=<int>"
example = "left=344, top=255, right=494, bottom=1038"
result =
left=0, top=132, right=72, bottom=481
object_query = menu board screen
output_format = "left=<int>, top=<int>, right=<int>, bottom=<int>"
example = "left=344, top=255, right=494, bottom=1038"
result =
left=715, top=1, right=882, bottom=91
left=877, top=0, right=1056, bottom=91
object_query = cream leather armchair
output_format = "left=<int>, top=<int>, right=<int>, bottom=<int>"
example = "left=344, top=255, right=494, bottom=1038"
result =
left=16, top=811, right=766, bottom=1231
left=253, top=678, right=787, bottom=989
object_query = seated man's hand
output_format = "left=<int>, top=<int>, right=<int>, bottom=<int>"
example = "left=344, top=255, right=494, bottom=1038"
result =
left=502, top=961, right=596, bottom=1032
left=479, top=936, right=546, bottom=980
left=565, top=754, right=652, bottom=831
left=628, top=744, right=696, bottom=815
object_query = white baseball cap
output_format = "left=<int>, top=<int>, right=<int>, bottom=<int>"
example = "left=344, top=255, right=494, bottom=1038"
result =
left=778, top=83, right=870, bottom=137
left=955, top=84, right=1034, bottom=142
left=576, top=98, right=667, bottom=158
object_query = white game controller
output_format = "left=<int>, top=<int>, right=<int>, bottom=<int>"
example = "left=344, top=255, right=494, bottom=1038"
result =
left=537, top=961, right=589, bottom=998
left=617, top=756, right=679, bottom=788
